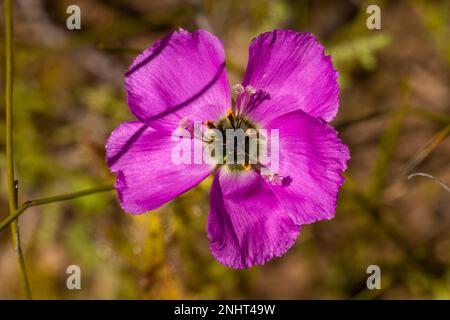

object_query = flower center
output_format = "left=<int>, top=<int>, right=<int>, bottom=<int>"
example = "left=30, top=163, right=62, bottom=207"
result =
left=175, top=84, right=287, bottom=185
left=205, top=113, right=286, bottom=185
left=209, top=108, right=258, bottom=172
left=204, top=84, right=267, bottom=173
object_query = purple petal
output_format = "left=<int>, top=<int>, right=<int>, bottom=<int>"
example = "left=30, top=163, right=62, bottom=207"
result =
left=126, top=29, right=230, bottom=131
left=207, top=169, right=301, bottom=269
left=266, top=110, right=350, bottom=224
left=243, top=30, right=339, bottom=123
left=106, top=121, right=213, bottom=214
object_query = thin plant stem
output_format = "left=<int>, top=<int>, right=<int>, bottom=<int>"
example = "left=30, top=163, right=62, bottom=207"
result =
left=0, top=185, right=114, bottom=233
left=4, top=0, right=32, bottom=299
left=13, top=181, right=32, bottom=298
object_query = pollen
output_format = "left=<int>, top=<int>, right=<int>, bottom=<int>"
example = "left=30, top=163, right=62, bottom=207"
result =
left=226, top=108, right=236, bottom=128
left=262, top=172, right=285, bottom=186
left=245, top=85, right=257, bottom=95
left=226, top=108, right=236, bottom=119
left=178, top=117, right=194, bottom=135
left=232, top=83, right=245, bottom=94
left=179, top=117, right=190, bottom=128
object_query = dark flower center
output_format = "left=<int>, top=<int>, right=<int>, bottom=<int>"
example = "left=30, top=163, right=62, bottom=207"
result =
left=199, top=84, right=286, bottom=185
left=206, top=108, right=259, bottom=172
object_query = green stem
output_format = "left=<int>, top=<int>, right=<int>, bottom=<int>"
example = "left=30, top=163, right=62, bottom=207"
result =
left=0, top=185, right=114, bottom=233
left=13, top=181, right=32, bottom=299
left=4, top=0, right=32, bottom=299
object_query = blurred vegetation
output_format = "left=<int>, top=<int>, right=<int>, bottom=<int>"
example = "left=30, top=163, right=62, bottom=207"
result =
left=0, top=0, right=449, bottom=299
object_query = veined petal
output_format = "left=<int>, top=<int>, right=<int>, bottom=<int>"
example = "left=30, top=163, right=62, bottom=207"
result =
left=207, top=169, right=301, bottom=269
left=126, top=29, right=230, bottom=131
left=266, top=110, right=350, bottom=224
left=243, top=30, right=339, bottom=123
left=106, top=121, right=213, bottom=214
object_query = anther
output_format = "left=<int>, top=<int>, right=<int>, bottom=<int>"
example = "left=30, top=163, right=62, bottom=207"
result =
left=245, top=85, right=257, bottom=95
left=262, top=172, right=285, bottom=186
left=204, top=120, right=216, bottom=129
left=179, top=117, right=193, bottom=131
left=226, top=108, right=236, bottom=129
left=232, top=83, right=245, bottom=94
left=178, top=117, right=195, bottom=136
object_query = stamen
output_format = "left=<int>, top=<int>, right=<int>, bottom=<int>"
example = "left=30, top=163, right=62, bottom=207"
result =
left=226, top=108, right=236, bottom=129
left=232, top=83, right=245, bottom=94
left=226, top=108, right=236, bottom=118
left=178, top=117, right=194, bottom=133
left=231, top=84, right=259, bottom=119
left=245, top=85, right=257, bottom=95
left=242, top=163, right=252, bottom=171
left=241, top=86, right=257, bottom=117
left=179, top=118, right=209, bottom=143
left=204, top=120, right=216, bottom=129
left=262, top=172, right=285, bottom=186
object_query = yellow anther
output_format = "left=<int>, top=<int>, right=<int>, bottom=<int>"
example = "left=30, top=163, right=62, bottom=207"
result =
left=226, top=108, right=236, bottom=128
left=226, top=108, right=236, bottom=119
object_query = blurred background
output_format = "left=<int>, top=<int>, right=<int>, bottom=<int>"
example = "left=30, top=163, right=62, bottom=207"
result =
left=0, top=0, right=449, bottom=299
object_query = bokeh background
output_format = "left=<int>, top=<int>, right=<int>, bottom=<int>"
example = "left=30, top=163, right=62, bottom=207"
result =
left=0, top=0, right=449, bottom=299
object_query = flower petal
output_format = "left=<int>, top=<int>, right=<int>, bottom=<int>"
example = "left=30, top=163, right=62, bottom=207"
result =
left=106, top=121, right=213, bottom=214
left=266, top=110, right=350, bottom=224
left=243, top=30, right=339, bottom=123
left=207, top=169, right=301, bottom=269
left=126, top=29, right=230, bottom=131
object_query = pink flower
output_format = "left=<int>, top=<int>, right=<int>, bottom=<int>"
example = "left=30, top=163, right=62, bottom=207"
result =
left=106, top=29, right=350, bottom=268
